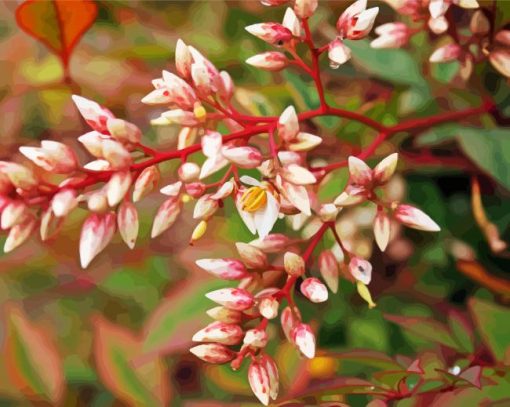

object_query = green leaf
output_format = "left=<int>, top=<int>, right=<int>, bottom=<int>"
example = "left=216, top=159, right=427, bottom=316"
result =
left=448, top=311, right=475, bottom=354
left=469, top=298, right=510, bottom=360
left=323, top=349, right=403, bottom=371
left=385, top=314, right=460, bottom=350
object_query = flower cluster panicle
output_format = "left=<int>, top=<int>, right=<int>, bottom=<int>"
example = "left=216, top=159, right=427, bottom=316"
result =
left=4, top=0, right=501, bottom=403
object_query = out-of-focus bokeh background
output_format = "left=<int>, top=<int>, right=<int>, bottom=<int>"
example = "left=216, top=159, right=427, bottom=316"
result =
left=1, top=1, right=510, bottom=405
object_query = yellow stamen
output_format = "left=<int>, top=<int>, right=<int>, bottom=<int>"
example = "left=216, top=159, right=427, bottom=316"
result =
left=356, top=281, right=377, bottom=309
left=240, top=186, right=267, bottom=212
left=190, top=220, right=207, bottom=244
left=194, top=104, right=207, bottom=122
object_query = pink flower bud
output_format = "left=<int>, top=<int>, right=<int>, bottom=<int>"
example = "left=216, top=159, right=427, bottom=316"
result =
left=192, top=321, right=243, bottom=345
left=190, top=343, right=236, bottom=364
left=280, top=164, right=317, bottom=185
left=0, top=162, right=37, bottom=190
left=248, top=360, right=271, bottom=406
left=160, top=181, right=182, bottom=197
left=1, top=201, right=28, bottom=230
left=371, top=22, right=411, bottom=49
left=259, top=297, right=279, bottom=319
left=79, top=212, right=116, bottom=268
left=250, top=233, right=290, bottom=253
left=373, top=153, right=398, bottom=185
left=373, top=210, right=391, bottom=251
left=282, top=7, right=302, bottom=37
left=71, top=95, right=115, bottom=133
left=333, top=190, right=366, bottom=207
left=292, top=323, right=316, bottom=359
left=328, top=38, right=352, bottom=68
left=278, top=106, right=299, bottom=142
left=245, top=23, right=293, bottom=46
left=394, top=204, right=440, bottom=232
left=293, top=0, right=318, bottom=18
left=301, top=277, right=328, bottom=303
left=78, top=131, right=106, bottom=158
left=206, top=288, right=255, bottom=311
left=428, top=16, right=448, bottom=34
left=429, top=44, right=461, bottom=63
left=196, top=258, right=248, bottom=280
left=284, top=251, right=305, bottom=276
left=210, top=181, right=234, bottom=200
left=101, top=139, right=132, bottom=169
left=319, top=250, right=339, bottom=293
left=243, top=328, right=268, bottom=348
left=87, top=190, right=108, bottom=213
left=51, top=189, right=78, bottom=217
left=349, top=257, right=372, bottom=285
left=40, top=207, right=64, bottom=242
left=19, top=140, right=78, bottom=174
left=288, top=132, right=322, bottom=152
left=261, top=0, right=288, bottom=5
left=281, top=306, right=300, bottom=342
left=337, top=0, right=379, bottom=40
left=235, top=242, right=268, bottom=269
left=222, top=146, right=263, bottom=169
left=348, top=156, right=373, bottom=186
left=206, top=306, right=242, bottom=324
left=178, top=162, right=200, bottom=182
left=117, top=201, right=138, bottom=249
left=4, top=216, right=36, bottom=253
left=106, top=171, right=132, bottom=207
left=83, top=159, right=110, bottom=172
left=106, top=118, right=142, bottom=144
left=247, top=52, right=288, bottom=71
left=490, top=49, right=510, bottom=78
left=141, top=88, right=173, bottom=105
left=175, top=39, right=192, bottom=79
left=133, top=165, right=159, bottom=202
left=161, top=70, right=198, bottom=109
left=218, top=71, right=234, bottom=101
left=151, top=196, right=181, bottom=238
left=193, top=194, right=219, bottom=220
left=260, top=354, right=279, bottom=401
left=191, top=60, right=216, bottom=97
left=185, top=182, right=206, bottom=198
left=162, top=109, right=199, bottom=126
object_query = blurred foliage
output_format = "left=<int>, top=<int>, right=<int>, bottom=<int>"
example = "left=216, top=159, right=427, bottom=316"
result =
left=1, top=0, right=510, bottom=406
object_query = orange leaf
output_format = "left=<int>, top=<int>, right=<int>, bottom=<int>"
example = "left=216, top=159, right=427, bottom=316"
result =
left=15, top=0, right=97, bottom=67
left=3, top=304, right=65, bottom=405
left=93, top=315, right=171, bottom=407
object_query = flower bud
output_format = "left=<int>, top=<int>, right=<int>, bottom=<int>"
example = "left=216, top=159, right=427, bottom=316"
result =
left=206, top=306, right=242, bottom=324
left=222, top=146, right=263, bottom=169
left=281, top=306, right=300, bottom=342
left=101, top=139, right=132, bottom=169
left=210, top=181, right=234, bottom=200
left=288, top=132, right=322, bottom=152
left=0, top=162, right=37, bottom=190
left=83, top=159, right=111, bottom=171
left=161, top=70, right=198, bottom=109
left=259, top=297, right=279, bottom=319
left=178, top=162, right=200, bottom=182
left=1, top=201, right=28, bottom=230
left=284, top=251, right=305, bottom=276
left=348, top=156, right=373, bottom=186
left=428, top=16, right=448, bottom=34
left=133, top=165, right=159, bottom=202
left=79, top=212, right=116, bottom=268
left=162, top=109, right=199, bottom=126
left=429, top=44, right=462, bottom=63
left=245, top=23, right=293, bottom=46
left=192, top=321, right=243, bottom=345
left=319, top=250, right=339, bottom=293
left=293, top=0, right=318, bottom=18
left=250, top=233, right=290, bottom=253
left=333, top=191, right=366, bottom=207
left=117, top=201, right=138, bottom=249
left=243, top=328, right=268, bottom=348
left=282, top=7, right=301, bottom=37
left=300, top=277, right=328, bottom=303
left=206, top=288, right=255, bottom=311
left=185, top=182, right=206, bottom=198
left=160, top=181, right=182, bottom=197
left=72, top=95, right=115, bottom=133
left=196, top=258, right=248, bottom=280
left=349, top=257, right=372, bottom=285
left=106, top=171, right=132, bottom=207
left=371, top=22, right=411, bottom=49
left=40, top=207, right=64, bottom=242
left=247, top=52, right=288, bottom=71
left=191, top=61, right=216, bottom=97
left=52, top=189, right=78, bottom=217
left=292, top=323, right=316, bottom=359
left=394, top=204, right=440, bottom=232
left=489, top=46, right=510, bottom=78
left=373, top=153, right=398, bottom=185
left=151, top=197, right=181, bottom=238
left=218, top=71, right=234, bottom=101
left=336, top=0, right=379, bottom=40
left=19, top=140, right=78, bottom=174
left=193, top=194, right=219, bottom=220
left=106, top=118, right=142, bottom=144
left=190, top=343, right=235, bottom=364
left=87, top=190, right=108, bottom=213
left=4, top=216, right=36, bottom=253
left=278, top=106, right=299, bottom=142
left=260, top=354, right=279, bottom=401
left=235, top=242, right=268, bottom=269
left=175, top=39, right=192, bottom=79
left=280, top=164, right=317, bottom=185
left=248, top=360, right=271, bottom=406
left=373, top=210, right=391, bottom=251
left=328, top=38, right=352, bottom=68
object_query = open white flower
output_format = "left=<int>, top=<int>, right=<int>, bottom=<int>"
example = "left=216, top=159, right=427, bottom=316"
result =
left=236, top=176, right=280, bottom=238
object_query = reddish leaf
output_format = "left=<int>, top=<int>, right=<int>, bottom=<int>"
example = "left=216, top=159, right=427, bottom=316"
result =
left=16, top=0, right=97, bottom=66
left=93, top=316, right=171, bottom=406
left=3, top=305, right=65, bottom=405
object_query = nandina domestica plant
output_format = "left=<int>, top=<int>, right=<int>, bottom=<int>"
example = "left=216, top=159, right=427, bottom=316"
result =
left=1, top=0, right=510, bottom=405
